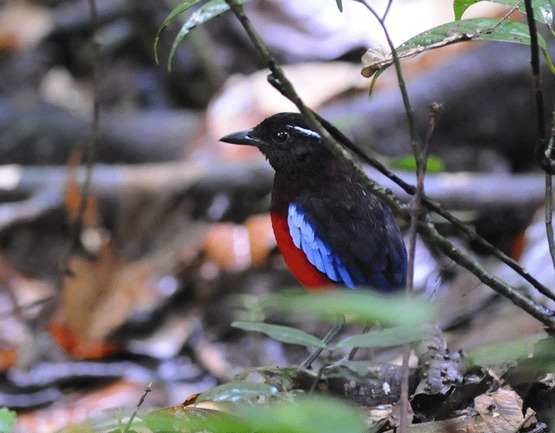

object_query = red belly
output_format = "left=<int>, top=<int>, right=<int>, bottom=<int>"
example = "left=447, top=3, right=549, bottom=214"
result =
left=271, top=211, right=332, bottom=291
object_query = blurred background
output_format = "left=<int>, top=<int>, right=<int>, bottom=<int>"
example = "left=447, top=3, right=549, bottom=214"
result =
left=0, top=0, right=554, bottom=431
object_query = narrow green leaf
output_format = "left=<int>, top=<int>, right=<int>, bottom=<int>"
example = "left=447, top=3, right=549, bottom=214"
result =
left=260, top=291, right=434, bottom=327
left=198, top=382, right=278, bottom=403
left=453, top=0, right=553, bottom=28
left=335, top=324, right=433, bottom=349
left=336, top=0, right=344, bottom=12
left=232, top=321, right=327, bottom=348
left=167, top=0, right=253, bottom=71
left=154, top=0, right=204, bottom=64
left=0, top=408, right=16, bottom=433
left=367, top=69, right=383, bottom=98
left=390, top=155, right=446, bottom=173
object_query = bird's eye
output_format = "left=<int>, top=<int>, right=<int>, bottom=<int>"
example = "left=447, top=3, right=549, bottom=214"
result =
left=274, top=131, right=290, bottom=144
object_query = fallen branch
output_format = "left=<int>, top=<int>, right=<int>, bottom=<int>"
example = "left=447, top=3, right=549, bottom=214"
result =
left=0, top=162, right=548, bottom=216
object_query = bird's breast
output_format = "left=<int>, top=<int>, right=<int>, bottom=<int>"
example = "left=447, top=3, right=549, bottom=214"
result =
left=270, top=210, right=333, bottom=290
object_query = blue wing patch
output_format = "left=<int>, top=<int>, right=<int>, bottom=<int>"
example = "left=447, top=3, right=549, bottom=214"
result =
left=288, top=203, right=362, bottom=288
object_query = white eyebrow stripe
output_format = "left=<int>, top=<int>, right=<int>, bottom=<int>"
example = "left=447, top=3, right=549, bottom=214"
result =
left=290, top=126, right=321, bottom=139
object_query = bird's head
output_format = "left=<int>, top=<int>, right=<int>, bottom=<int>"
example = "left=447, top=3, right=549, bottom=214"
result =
left=220, top=113, right=327, bottom=173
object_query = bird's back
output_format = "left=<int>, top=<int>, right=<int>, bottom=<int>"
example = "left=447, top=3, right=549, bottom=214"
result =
left=271, top=157, right=407, bottom=292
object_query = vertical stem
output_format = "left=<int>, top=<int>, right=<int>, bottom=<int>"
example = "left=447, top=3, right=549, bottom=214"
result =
left=356, top=0, right=421, bottom=170
left=66, top=0, right=101, bottom=275
left=123, top=383, right=152, bottom=433
left=545, top=173, right=555, bottom=268
left=523, top=0, right=546, bottom=147
left=523, top=0, right=555, bottom=271
left=545, top=111, right=555, bottom=269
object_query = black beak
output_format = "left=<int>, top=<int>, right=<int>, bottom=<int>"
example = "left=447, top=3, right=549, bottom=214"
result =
left=220, top=129, right=260, bottom=146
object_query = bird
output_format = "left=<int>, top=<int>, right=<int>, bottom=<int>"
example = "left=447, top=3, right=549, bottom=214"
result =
left=220, top=112, right=407, bottom=293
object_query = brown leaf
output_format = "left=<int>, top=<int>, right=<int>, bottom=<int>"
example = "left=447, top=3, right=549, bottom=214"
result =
left=203, top=214, right=275, bottom=271
left=475, top=387, right=536, bottom=433
left=17, top=380, right=151, bottom=433
left=0, top=347, right=17, bottom=372
left=50, top=242, right=158, bottom=359
left=64, top=151, right=98, bottom=228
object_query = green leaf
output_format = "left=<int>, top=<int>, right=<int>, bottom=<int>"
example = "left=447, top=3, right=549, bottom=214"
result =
left=260, top=291, right=434, bottom=327
left=390, top=155, right=446, bottom=173
left=237, top=396, right=366, bottom=433
left=145, top=410, right=250, bottom=433
left=454, top=0, right=477, bottom=20
left=145, top=397, right=366, bottom=433
left=198, top=382, right=278, bottom=403
left=167, top=0, right=252, bottom=71
left=336, top=0, right=344, bottom=12
left=154, top=0, right=204, bottom=64
left=453, top=0, right=553, bottom=28
left=465, top=333, right=545, bottom=367
left=232, top=321, right=327, bottom=348
left=0, top=408, right=16, bottom=433
left=335, top=324, right=433, bottom=349
left=398, top=19, right=530, bottom=51
left=362, top=18, right=555, bottom=77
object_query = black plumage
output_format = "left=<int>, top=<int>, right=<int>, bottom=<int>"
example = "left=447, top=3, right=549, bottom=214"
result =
left=221, top=113, right=407, bottom=291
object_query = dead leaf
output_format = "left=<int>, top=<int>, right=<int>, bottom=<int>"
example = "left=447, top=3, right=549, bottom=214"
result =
left=0, top=347, right=17, bottom=372
left=50, top=242, right=158, bottom=359
left=0, top=2, right=52, bottom=51
left=203, top=214, right=275, bottom=271
left=64, top=151, right=98, bottom=228
left=17, top=380, right=152, bottom=433
left=474, top=387, right=536, bottom=433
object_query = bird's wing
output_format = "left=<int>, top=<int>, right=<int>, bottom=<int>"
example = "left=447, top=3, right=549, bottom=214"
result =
left=292, top=187, right=407, bottom=291
left=287, top=202, right=362, bottom=288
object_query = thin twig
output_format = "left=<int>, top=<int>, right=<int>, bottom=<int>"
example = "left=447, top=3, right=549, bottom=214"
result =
left=404, top=106, right=439, bottom=433
left=223, top=0, right=555, bottom=328
left=546, top=110, right=555, bottom=269
left=382, top=0, right=394, bottom=21
left=34, top=0, right=102, bottom=331
left=522, top=0, right=555, bottom=271
left=401, top=103, right=442, bottom=433
left=399, top=348, right=411, bottom=433
left=544, top=174, right=555, bottom=268
left=123, top=382, right=152, bottom=433
left=309, top=114, right=555, bottom=302
left=65, top=0, right=100, bottom=275
left=406, top=104, right=442, bottom=288
left=0, top=296, right=54, bottom=318
left=355, top=0, right=420, bottom=170
left=318, top=3, right=555, bottom=301
left=523, top=0, right=549, bottom=169
left=418, top=219, right=554, bottom=327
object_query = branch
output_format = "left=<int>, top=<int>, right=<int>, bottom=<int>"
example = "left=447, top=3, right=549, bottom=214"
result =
left=0, top=163, right=548, bottom=217
left=523, top=0, right=555, bottom=271
left=546, top=108, right=555, bottom=268
left=407, top=104, right=442, bottom=291
left=354, top=0, right=420, bottom=169
left=523, top=0, right=550, bottom=171
left=321, top=121, right=555, bottom=302
left=67, top=0, right=100, bottom=264
left=123, top=382, right=152, bottom=433
left=224, top=0, right=555, bottom=327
